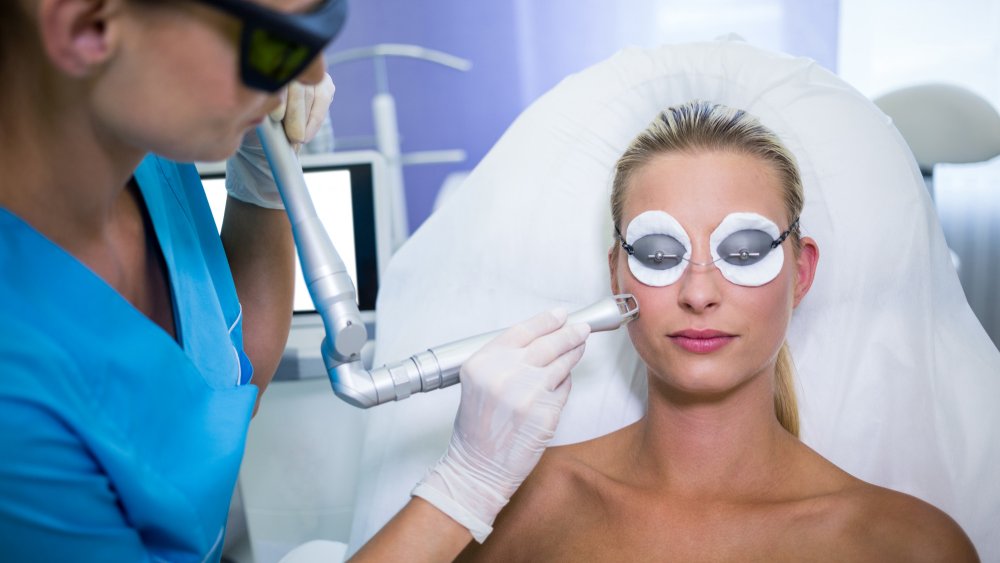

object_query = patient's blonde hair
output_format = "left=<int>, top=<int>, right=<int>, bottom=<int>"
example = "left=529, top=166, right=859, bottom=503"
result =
left=610, top=100, right=803, bottom=437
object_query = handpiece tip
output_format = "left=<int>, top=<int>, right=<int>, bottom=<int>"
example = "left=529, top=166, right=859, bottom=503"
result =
left=613, top=294, right=640, bottom=323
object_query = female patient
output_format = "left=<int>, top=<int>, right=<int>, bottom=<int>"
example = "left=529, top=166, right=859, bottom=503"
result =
left=458, top=101, right=978, bottom=561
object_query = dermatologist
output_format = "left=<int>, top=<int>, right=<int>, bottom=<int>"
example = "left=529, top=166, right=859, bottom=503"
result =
left=0, top=0, right=590, bottom=561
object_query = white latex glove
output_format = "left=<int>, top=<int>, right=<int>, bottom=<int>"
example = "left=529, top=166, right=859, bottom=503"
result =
left=411, top=309, right=591, bottom=543
left=226, top=73, right=336, bottom=209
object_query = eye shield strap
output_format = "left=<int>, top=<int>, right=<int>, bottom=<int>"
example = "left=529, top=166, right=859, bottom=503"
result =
left=770, top=217, right=800, bottom=249
left=615, top=226, right=634, bottom=255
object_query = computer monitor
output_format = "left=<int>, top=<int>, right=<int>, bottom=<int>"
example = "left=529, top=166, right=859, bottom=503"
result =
left=197, top=150, right=390, bottom=376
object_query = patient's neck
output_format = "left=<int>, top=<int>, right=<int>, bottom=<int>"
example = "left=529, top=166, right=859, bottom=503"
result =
left=626, top=368, right=797, bottom=500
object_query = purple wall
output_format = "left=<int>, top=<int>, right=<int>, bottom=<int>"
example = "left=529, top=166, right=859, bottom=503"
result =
left=324, top=0, right=840, bottom=234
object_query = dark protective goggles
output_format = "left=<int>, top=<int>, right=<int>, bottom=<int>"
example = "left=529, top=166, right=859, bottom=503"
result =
left=191, top=0, right=348, bottom=92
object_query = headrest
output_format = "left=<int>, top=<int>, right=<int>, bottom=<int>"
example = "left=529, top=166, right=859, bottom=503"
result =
left=348, top=39, right=1000, bottom=558
left=874, top=83, right=1000, bottom=172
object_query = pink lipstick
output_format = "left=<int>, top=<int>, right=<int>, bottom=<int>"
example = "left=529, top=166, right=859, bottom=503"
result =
left=669, top=329, right=736, bottom=354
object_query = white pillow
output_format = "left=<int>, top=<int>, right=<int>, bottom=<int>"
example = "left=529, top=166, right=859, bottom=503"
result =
left=347, top=38, right=1000, bottom=559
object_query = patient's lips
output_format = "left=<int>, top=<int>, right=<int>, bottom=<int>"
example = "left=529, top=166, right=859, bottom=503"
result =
left=669, top=329, right=736, bottom=354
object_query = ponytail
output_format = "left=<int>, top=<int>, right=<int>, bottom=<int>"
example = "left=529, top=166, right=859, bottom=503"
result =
left=774, top=342, right=799, bottom=437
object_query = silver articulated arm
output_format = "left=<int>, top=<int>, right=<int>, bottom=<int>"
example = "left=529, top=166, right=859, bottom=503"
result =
left=257, top=118, right=369, bottom=364
left=257, top=118, right=640, bottom=408
left=336, top=294, right=640, bottom=407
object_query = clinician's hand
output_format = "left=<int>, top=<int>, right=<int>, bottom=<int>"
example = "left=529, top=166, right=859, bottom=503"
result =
left=226, top=74, right=336, bottom=209
left=411, top=310, right=591, bottom=543
left=269, top=75, right=336, bottom=152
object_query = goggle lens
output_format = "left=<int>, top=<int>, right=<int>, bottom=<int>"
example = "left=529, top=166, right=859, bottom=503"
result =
left=244, top=29, right=315, bottom=91
left=631, top=234, right=686, bottom=270
left=716, top=229, right=774, bottom=266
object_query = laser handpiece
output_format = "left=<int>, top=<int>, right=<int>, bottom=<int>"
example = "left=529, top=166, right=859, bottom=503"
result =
left=256, top=117, right=639, bottom=407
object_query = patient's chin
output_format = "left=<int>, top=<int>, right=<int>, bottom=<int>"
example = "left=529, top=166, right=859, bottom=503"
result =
left=645, top=358, right=768, bottom=405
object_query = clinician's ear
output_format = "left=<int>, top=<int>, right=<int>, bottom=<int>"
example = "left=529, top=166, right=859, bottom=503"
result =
left=38, top=0, right=123, bottom=76
left=792, top=236, right=819, bottom=307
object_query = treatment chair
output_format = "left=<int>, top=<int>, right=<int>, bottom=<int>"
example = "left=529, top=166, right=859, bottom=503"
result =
left=346, top=38, right=1000, bottom=559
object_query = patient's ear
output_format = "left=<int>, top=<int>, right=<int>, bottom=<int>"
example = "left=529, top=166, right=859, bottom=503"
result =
left=793, top=237, right=819, bottom=307
left=38, top=0, right=123, bottom=76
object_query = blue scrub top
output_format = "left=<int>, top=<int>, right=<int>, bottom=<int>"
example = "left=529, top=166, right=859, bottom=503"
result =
left=0, top=156, right=258, bottom=562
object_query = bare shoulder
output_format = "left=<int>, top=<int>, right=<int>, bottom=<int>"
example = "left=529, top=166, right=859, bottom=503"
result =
left=486, top=440, right=611, bottom=533
left=493, top=442, right=600, bottom=526
left=497, top=424, right=637, bottom=527
left=834, top=481, right=979, bottom=562
left=456, top=431, right=628, bottom=562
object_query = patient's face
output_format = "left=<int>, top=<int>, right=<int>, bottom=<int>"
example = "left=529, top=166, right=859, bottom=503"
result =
left=611, top=149, right=799, bottom=398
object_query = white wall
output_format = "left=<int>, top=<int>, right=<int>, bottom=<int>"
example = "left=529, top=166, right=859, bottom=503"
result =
left=839, top=0, right=1000, bottom=104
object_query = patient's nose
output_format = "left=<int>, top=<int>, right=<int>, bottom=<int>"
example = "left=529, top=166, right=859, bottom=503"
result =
left=678, top=247, right=722, bottom=313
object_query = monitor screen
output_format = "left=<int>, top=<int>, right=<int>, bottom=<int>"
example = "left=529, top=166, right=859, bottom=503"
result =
left=197, top=151, right=389, bottom=321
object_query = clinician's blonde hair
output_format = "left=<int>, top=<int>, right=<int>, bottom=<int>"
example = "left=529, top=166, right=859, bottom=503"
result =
left=610, top=100, right=803, bottom=437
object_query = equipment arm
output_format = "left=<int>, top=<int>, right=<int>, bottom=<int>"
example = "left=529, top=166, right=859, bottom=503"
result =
left=256, top=118, right=639, bottom=408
